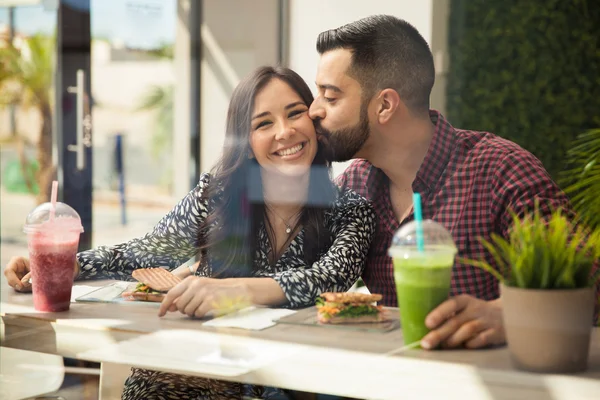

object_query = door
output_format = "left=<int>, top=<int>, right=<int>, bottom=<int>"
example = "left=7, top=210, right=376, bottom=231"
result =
left=0, top=0, right=200, bottom=260
left=58, top=0, right=201, bottom=250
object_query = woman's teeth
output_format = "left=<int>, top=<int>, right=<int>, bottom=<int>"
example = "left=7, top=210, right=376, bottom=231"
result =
left=277, top=143, right=304, bottom=156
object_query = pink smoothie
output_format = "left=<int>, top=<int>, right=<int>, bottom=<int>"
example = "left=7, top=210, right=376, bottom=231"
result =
left=27, top=219, right=80, bottom=312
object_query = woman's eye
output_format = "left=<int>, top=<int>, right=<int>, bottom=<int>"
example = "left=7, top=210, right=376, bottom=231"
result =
left=324, top=97, right=336, bottom=103
left=288, top=109, right=307, bottom=118
left=255, top=121, right=271, bottom=130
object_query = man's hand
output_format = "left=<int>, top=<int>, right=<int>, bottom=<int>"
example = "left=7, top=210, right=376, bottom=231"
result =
left=421, top=295, right=505, bottom=350
left=158, top=276, right=252, bottom=318
left=4, top=257, right=32, bottom=292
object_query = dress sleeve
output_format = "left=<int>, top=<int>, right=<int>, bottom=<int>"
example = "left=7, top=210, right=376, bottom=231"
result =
left=76, top=174, right=211, bottom=281
left=269, top=190, right=376, bottom=308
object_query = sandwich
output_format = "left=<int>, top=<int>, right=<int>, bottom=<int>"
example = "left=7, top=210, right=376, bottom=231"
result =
left=316, top=292, right=386, bottom=324
left=122, top=268, right=181, bottom=302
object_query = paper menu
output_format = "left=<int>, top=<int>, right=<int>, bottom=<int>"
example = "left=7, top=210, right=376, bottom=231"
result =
left=70, top=285, right=106, bottom=302
left=73, top=281, right=161, bottom=306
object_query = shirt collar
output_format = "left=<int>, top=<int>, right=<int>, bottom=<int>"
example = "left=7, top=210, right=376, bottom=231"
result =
left=413, top=110, right=457, bottom=194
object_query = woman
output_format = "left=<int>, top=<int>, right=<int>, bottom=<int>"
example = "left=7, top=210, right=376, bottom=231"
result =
left=5, top=66, right=375, bottom=399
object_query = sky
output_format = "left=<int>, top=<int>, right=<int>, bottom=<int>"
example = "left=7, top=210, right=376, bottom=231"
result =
left=0, top=0, right=176, bottom=49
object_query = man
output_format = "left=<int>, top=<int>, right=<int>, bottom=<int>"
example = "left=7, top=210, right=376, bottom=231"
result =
left=309, top=15, right=596, bottom=350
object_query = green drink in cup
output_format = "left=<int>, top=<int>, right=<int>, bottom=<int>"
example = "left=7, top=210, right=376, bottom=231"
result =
left=389, top=194, right=457, bottom=346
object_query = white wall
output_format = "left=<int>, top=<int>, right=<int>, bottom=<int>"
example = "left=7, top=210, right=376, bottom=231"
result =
left=200, top=0, right=279, bottom=173
left=287, top=0, right=437, bottom=178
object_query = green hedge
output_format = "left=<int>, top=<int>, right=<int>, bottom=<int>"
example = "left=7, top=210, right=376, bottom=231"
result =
left=446, top=0, right=600, bottom=180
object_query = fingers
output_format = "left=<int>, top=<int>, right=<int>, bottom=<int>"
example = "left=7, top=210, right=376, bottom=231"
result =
left=181, top=290, right=205, bottom=317
left=158, top=277, right=249, bottom=319
left=5, top=257, right=31, bottom=292
left=20, top=272, right=32, bottom=291
left=158, top=279, right=190, bottom=317
left=193, top=301, right=215, bottom=318
left=421, top=312, right=468, bottom=350
left=422, top=297, right=505, bottom=350
left=442, top=318, right=486, bottom=349
left=425, top=294, right=470, bottom=329
left=465, top=328, right=497, bottom=349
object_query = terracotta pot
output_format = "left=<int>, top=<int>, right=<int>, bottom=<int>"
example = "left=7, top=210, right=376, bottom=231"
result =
left=501, top=284, right=595, bottom=373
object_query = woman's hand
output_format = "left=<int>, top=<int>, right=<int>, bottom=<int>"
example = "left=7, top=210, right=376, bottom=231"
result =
left=171, top=261, right=200, bottom=280
left=4, top=256, right=80, bottom=292
left=158, top=276, right=252, bottom=318
left=4, top=257, right=32, bottom=292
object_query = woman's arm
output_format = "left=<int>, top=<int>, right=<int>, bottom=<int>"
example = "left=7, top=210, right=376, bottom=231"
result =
left=159, top=191, right=375, bottom=316
left=76, top=174, right=212, bottom=281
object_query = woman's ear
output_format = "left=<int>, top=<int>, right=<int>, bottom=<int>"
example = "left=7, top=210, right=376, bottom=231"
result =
left=375, top=89, right=401, bottom=125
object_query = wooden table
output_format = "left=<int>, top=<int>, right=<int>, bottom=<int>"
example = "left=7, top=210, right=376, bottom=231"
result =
left=2, top=279, right=599, bottom=400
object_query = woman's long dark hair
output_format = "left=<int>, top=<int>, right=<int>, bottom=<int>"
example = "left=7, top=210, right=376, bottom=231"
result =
left=198, top=66, right=336, bottom=277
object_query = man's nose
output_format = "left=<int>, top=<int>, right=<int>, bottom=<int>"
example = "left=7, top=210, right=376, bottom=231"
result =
left=309, top=99, right=325, bottom=120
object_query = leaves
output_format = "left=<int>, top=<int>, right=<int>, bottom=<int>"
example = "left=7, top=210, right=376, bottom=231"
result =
left=447, top=1, right=600, bottom=180
left=462, top=207, right=600, bottom=290
left=0, top=34, right=54, bottom=108
left=561, top=129, right=600, bottom=231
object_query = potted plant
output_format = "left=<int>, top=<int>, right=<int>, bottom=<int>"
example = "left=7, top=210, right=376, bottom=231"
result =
left=463, top=205, right=600, bottom=373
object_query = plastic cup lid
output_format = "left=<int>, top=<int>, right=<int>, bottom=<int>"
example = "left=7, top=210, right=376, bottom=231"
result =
left=23, top=202, right=84, bottom=234
left=389, top=219, right=457, bottom=257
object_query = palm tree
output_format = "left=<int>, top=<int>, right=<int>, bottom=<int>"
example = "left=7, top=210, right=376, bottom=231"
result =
left=0, top=34, right=55, bottom=204
left=561, top=129, right=600, bottom=230
left=135, top=84, right=174, bottom=189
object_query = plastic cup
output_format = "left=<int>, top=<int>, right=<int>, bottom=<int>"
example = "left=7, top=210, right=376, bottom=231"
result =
left=24, top=202, right=83, bottom=312
left=389, top=220, right=457, bottom=345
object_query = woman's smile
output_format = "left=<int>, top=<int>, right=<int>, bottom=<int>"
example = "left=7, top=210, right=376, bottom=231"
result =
left=273, top=141, right=307, bottom=159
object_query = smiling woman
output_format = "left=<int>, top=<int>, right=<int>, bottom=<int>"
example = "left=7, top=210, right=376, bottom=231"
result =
left=250, top=79, right=318, bottom=177
left=4, top=65, right=377, bottom=400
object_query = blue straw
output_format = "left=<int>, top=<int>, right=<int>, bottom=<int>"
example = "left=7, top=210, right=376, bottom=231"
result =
left=413, top=192, right=425, bottom=253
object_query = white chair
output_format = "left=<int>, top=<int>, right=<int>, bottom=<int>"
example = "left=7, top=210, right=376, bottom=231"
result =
left=0, top=347, right=65, bottom=400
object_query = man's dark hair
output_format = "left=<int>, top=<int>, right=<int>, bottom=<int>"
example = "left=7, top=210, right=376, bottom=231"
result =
left=317, top=15, right=435, bottom=112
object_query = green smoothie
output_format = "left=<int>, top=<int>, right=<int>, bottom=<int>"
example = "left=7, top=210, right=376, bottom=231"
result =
left=392, top=252, right=454, bottom=345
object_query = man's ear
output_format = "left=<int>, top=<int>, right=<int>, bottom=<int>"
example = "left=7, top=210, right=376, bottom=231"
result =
left=375, top=89, right=401, bottom=125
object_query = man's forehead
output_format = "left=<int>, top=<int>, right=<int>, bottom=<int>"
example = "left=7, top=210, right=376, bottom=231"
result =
left=316, top=49, right=353, bottom=86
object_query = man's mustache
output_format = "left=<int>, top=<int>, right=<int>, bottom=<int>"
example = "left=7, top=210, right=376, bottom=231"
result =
left=313, top=120, right=331, bottom=139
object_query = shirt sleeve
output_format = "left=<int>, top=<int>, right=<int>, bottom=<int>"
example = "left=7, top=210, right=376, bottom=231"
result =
left=492, top=152, right=599, bottom=323
left=268, top=191, right=376, bottom=308
left=76, top=174, right=211, bottom=281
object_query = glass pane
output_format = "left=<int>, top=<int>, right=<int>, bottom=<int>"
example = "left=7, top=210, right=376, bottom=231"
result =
left=0, top=3, right=57, bottom=264
left=90, top=0, right=179, bottom=247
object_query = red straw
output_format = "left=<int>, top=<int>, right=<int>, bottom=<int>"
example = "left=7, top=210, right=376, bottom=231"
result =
left=50, top=180, right=58, bottom=221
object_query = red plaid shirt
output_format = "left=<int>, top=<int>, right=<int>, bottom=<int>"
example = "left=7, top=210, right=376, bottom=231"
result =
left=338, top=110, right=599, bottom=319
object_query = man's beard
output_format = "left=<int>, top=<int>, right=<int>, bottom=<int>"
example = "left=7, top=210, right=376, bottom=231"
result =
left=315, top=104, right=370, bottom=162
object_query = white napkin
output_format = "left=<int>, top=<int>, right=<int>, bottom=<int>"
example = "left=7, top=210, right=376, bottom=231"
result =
left=203, top=307, right=296, bottom=330
left=70, top=285, right=99, bottom=302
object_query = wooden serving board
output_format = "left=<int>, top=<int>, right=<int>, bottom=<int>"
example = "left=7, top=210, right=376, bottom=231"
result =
left=275, top=306, right=400, bottom=333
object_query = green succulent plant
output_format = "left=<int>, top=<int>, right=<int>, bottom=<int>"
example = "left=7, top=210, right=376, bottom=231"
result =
left=461, top=206, right=600, bottom=290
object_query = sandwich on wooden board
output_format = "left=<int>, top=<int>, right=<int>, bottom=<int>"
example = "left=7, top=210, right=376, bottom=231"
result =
left=316, top=292, right=387, bottom=324
left=122, top=268, right=181, bottom=302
